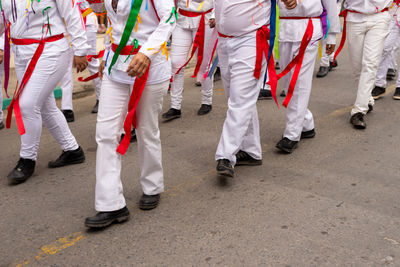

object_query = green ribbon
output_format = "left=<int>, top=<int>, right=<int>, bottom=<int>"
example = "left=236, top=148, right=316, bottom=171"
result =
left=108, top=0, right=144, bottom=75
left=165, top=7, right=178, bottom=24
left=123, top=39, right=139, bottom=63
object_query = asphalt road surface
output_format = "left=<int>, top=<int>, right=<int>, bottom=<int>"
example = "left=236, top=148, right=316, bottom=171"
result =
left=1, top=45, right=400, bottom=266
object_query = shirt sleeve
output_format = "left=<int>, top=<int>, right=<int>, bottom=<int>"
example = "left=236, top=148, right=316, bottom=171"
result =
left=55, top=0, right=90, bottom=56
left=322, top=0, right=341, bottom=44
left=139, top=0, right=176, bottom=60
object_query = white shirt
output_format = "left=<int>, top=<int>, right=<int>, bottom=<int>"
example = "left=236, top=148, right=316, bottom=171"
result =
left=80, top=0, right=99, bottom=33
left=214, top=0, right=271, bottom=37
left=344, top=0, right=392, bottom=22
left=103, top=0, right=176, bottom=85
left=278, top=0, right=341, bottom=44
left=0, top=0, right=89, bottom=60
left=177, top=0, right=214, bottom=29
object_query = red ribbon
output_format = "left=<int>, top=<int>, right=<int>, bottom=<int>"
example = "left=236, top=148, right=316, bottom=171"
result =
left=6, top=34, right=64, bottom=135
left=87, top=49, right=105, bottom=62
left=174, top=8, right=213, bottom=78
left=78, top=72, right=100, bottom=82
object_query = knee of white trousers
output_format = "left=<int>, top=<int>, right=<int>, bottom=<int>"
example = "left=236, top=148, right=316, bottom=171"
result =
left=170, top=73, right=185, bottom=110
left=201, top=77, right=213, bottom=105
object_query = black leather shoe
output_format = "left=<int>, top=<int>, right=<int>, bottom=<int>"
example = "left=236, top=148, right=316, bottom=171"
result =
left=371, top=86, right=386, bottom=100
left=367, top=104, right=373, bottom=113
left=276, top=137, right=298, bottom=154
left=301, top=129, right=316, bottom=139
left=8, top=158, right=36, bottom=185
left=48, top=146, right=85, bottom=168
left=139, top=194, right=160, bottom=210
left=91, top=100, right=99, bottom=114
left=316, top=66, right=329, bottom=78
left=62, top=109, right=75, bottom=123
left=85, top=206, right=130, bottom=228
left=329, top=60, right=338, bottom=70
left=216, top=159, right=234, bottom=177
left=280, top=90, right=286, bottom=97
left=0, top=121, right=4, bottom=130
left=393, top=87, right=400, bottom=100
left=258, top=89, right=272, bottom=100
left=162, top=108, right=181, bottom=121
left=350, top=113, right=366, bottom=129
left=120, top=129, right=137, bottom=143
left=387, top=68, right=396, bottom=80
left=235, top=150, right=262, bottom=166
left=197, top=104, right=212, bottom=116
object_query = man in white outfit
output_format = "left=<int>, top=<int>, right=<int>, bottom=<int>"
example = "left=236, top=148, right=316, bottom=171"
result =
left=162, top=0, right=215, bottom=121
left=214, top=0, right=297, bottom=177
left=85, top=0, right=175, bottom=229
left=275, top=0, right=340, bottom=153
left=0, top=0, right=90, bottom=184
left=372, top=5, right=400, bottom=100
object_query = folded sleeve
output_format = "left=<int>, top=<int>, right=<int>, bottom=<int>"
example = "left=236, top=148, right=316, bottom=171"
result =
left=323, top=0, right=340, bottom=44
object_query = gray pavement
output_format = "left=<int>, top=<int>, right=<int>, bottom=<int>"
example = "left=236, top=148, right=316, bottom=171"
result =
left=1, top=44, right=400, bottom=267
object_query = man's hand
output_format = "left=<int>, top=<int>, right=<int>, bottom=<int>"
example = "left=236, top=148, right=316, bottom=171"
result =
left=282, top=0, right=297, bottom=10
left=73, top=55, right=88, bottom=73
left=126, top=52, right=150, bottom=78
left=0, top=50, right=4, bottom=64
left=326, top=44, right=336, bottom=55
left=99, top=60, right=106, bottom=80
left=209, top=18, right=216, bottom=28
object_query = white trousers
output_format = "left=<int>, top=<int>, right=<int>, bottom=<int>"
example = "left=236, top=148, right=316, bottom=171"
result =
left=280, top=41, right=318, bottom=141
left=170, top=24, right=214, bottom=110
left=61, top=31, right=101, bottom=110
left=347, top=13, right=390, bottom=115
left=215, top=32, right=264, bottom=165
left=15, top=50, right=79, bottom=160
left=320, top=38, right=334, bottom=67
left=375, top=18, right=400, bottom=88
left=95, top=75, right=168, bottom=212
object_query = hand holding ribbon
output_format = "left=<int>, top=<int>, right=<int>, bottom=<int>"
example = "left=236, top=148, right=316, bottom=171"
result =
left=127, top=52, right=150, bottom=78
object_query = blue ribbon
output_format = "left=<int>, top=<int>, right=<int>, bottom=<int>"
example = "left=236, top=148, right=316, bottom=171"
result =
left=262, top=0, right=276, bottom=90
left=207, top=56, right=219, bottom=79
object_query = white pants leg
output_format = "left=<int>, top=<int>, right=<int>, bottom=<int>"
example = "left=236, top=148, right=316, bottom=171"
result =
left=95, top=75, right=168, bottom=212
left=170, top=24, right=213, bottom=110
left=280, top=42, right=318, bottom=141
left=347, top=13, right=390, bottom=115
left=60, top=49, right=74, bottom=110
left=319, top=38, right=331, bottom=67
left=15, top=51, right=79, bottom=161
left=375, top=19, right=400, bottom=88
left=87, top=30, right=102, bottom=100
left=215, top=32, right=264, bottom=165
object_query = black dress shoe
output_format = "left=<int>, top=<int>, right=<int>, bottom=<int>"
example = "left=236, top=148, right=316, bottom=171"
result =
left=162, top=108, right=181, bottom=121
left=48, top=146, right=85, bottom=168
left=367, top=104, right=373, bottom=113
left=371, top=86, right=386, bottom=100
left=329, top=60, right=338, bottom=70
left=258, top=89, right=272, bottom=100
left=197, top=104, right=212, bottom=116
left=316, top=66, right=329, bottom=78
left=350, top=112, right=366, bottom=129
left=139, top=194, right=160, bottom=210
left=280, top=90, right=286, bottom=97
left=85, top=206, right=130, bottom=228
left=387, top=68, right=396, bottom=80
left=393, top=87, right=400, bottom=100
left=276, top=137, right=298, bottom=153
left=235, top=150, right=262, bottom=166
left=91, top=100, right=99, bottom=114
left=216, top=159, right=234, bottom=177
left=8, top=158, right=36, bottom=185
left=120, top=129, right=137, bottom=143
left=0, top=121, right=4, bottom=130
left=62, top=109, right=75, bottom=123
left=301, top=129, right=316, bottom=139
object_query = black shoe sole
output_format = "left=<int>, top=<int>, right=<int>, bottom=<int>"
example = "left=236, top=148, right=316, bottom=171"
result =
left=198, top=110, right=211, bottom=116
left=139, top=203, right=159, bottom=211
left=352, top=124, right=366, bottom=130
left=235, top=160, right=262, bottom=166
left=217, top=168, right=234, bottom=177
left=162, top=115, right=181, bottom=122
left=85, top=214, right=130, bottom=228
left=372, top=94, right=385, bottom=100
left=300, top=132, right=316, bottom=139
left=276, top=143, right=297, bottom=154
left=316, top=73, right=328, bottom=78
left=8, top=175, right=33, bottom=185
left=48, top=156, right=85, bottom=168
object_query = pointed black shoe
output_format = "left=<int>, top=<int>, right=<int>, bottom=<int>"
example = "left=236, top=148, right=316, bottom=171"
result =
left=350, top=112, right=366, bottom=129
left=316, top=66, right=329, bottom=78
left=85, top=206, right=130, bottom=228
left=276, top=137, right=298, bottom=154
left=235, top=151, right=262, bottom=166
left=258, top=89, right=272, bottom=100
left=198, top=104, right=212, bottom=116
left=8, top=158, right=36, bottom=185
left=62, top=109, right=75, bottom=123
left=301, top=129, right=316, bottom=139
left=91, top=100, right=99, bottom=114
left=371, top=86, right=386, bottom=100
left=393, top=87, right=400, bottom=100
left=48, top=146, right=85, bottom=168
left=367, top=104, right=373, bottom=113
left=139, top=194, right=160, bottom=210
left=216, top=159, right=234, bottom=177
left=162, top=108, right=181, bottom=121
left=120, top=129, right=137, bottom=143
